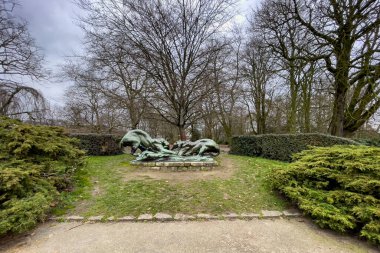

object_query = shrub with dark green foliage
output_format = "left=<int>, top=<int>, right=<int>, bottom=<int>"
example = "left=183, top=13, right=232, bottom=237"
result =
left=355, top=138, right=380, bottom=147
left=271, top=145, right=380, bottom=244
left=230, top=133, right=358, bottom=161
left=0, top=117, right=85, bottom=235
left=70, top=133, right=122, bottom=155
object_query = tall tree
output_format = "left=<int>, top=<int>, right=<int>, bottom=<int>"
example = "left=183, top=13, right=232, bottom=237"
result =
left=0, top=0, right=45, bottom=118
left=62, top=80, right=128, bottom=133
left=209, top=35, right=243, bottom=142
left=242, top=37, right=276, bottom=134
left=288, top=0, right=380, bottom=136
left=76, top=0, right=236, bottom=140
left=253, top=0, right=314, bottom=133
left=63, top=33, right=149, bottom=130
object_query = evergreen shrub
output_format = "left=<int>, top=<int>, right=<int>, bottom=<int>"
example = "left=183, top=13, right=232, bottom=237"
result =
left=355, top=138, right=380, bottom=147
left=69, top=133, right=123, bottom=155
left=271, top=145, right=380, bottom=244
left=230, top=133, right=357, bottom=161
left=0, top=117, right=85, bottom=235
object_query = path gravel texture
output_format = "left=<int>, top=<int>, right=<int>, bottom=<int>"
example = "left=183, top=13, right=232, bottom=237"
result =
left=1, top=218, right=378, bottom=253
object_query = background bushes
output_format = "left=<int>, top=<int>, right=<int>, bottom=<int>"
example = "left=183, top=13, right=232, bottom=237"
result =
left=355, top=138, right=380, bottom=147
left=230, top=133, right=357, bottom=161
left=0, top=117, right=85, bottom=235
left=271, top=145, right=380, bottom=244
left=70, top=133, right=123, bottom=156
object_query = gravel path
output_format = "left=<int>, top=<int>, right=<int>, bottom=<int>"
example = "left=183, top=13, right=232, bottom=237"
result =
left=1, top=218, right=378, bottom=253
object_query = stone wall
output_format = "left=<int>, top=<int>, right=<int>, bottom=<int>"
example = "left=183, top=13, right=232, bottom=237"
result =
left=131, top=161, right=218, bottom=171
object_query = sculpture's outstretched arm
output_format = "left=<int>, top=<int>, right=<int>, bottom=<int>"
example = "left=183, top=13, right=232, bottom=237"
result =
left=153, top=143, right=176, bottom=155
left=198, top=145, right=208, bottom=156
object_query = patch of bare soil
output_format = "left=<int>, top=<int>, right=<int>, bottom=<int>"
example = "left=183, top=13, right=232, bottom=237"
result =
left=91, top=183, right=103, bottom=197
left=68, top=181, right=103, bottom=215
left=123, top=155, right=237, bottom=183
left=218, top=144, right=230, bottom=153
left=68, top=200, right=91, bottom=215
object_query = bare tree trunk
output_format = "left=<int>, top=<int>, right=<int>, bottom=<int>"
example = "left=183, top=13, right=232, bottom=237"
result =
left=330, top=46, right=350, bottom=137
left=287, top=64, right=298, bottom=133
left=303, top=95, right=311, bottom=132
left=256, top=96, right=266, bottom=134
left=178, top=125, right=187, bottom=141
left=221, top=123, right=233, bottom=143
left=330, top=87, right=347, bottom=136
left=301, top=63, right=314, bottom=133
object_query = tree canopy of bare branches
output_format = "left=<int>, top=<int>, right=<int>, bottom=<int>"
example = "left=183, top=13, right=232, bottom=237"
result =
left=76, top=0, right=236, bottom=140
left=57, top=0, right=380, bottom=139
left=288, top=0, right=380, bottom=136
left=0, top=0, right=45, bottom=118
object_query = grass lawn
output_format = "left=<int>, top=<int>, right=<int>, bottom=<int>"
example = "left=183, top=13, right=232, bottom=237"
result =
left=53, top=154, right=291, bottom=217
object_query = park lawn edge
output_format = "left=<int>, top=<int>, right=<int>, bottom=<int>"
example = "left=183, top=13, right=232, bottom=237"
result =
left=53, top=153, right=290, bottom=217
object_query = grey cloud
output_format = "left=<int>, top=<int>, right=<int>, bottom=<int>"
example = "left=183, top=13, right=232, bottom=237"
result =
left=13, top=0, right=84, bottom=105
left=15, top=0, right=84, bottom=66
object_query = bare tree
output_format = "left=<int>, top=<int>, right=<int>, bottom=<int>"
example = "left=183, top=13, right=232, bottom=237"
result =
left=208, top=35, right=243, bottom=142
left=76, top=0, right=236, bottom=140
left=253, top=0, right=315, bottom=133
left=288, top=0, right=380, bottom=136
left=84, top=33, right=149, bottom=129
left=62, top=82, right=128, bottom=133
left=0, top=0, right=45, bottom=118
left=63, top=34, right=149, bottom=130
left=310, top=76, right=334, bottom=133
left=242, top=37, right=276, bottom=134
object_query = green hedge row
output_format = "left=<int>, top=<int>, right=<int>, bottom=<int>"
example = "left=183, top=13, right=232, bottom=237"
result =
left=69, top=134, right=123, bottom=156
left=355, top=138, right=380, bottom=147
left=230, top=133, right=358, bottom=161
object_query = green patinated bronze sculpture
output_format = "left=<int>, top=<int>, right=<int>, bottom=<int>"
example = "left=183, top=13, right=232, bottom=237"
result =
left=120, top=129, right=220, bottom=162
left=120, top=129, right=175, bottom=155
left=172, top=139, right=220, bottom=156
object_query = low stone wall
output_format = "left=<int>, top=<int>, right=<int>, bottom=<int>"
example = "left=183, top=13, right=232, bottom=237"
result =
left=131, top=161, right=218, bottom=171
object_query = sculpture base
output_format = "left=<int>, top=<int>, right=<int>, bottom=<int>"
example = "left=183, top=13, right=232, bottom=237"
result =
left=131, top=161, right=218, bottom=171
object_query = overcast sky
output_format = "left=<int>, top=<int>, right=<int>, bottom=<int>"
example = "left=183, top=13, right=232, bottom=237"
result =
left=14, top=0, right=259, bottom=106
left=14, top=0, right=84, bottom=106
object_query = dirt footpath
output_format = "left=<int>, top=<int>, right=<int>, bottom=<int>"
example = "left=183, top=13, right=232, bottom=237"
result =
left=1, top=219, right=378, bottom=253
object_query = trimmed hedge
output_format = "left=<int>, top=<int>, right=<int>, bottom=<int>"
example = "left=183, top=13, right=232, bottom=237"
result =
left=355, top=138, right=380, bottom=147
left=230, top=133, right=358, bottom=161
left=271, top=145, right=380, bottom=244
left=69, top=134, right=123, bottom=156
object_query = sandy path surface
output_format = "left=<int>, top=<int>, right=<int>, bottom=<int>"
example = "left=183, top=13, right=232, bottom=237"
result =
left=1, top=218, right=378, bottom=253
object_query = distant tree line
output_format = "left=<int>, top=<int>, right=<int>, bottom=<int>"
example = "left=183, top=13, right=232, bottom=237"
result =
left=2, top=0, right=380, bottom=142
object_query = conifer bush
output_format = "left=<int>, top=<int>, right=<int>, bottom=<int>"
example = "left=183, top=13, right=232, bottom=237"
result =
left=0, top=117, right=85, bottom=235
left=271, top=145, right=380, bottom=244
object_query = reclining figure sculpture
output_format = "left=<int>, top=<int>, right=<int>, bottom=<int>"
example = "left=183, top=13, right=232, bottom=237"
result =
left=120, top=129, right=175, bottom=155
left=172, top=139, right=220, bottom=156
left=120, top=129, right=220, bottom=162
